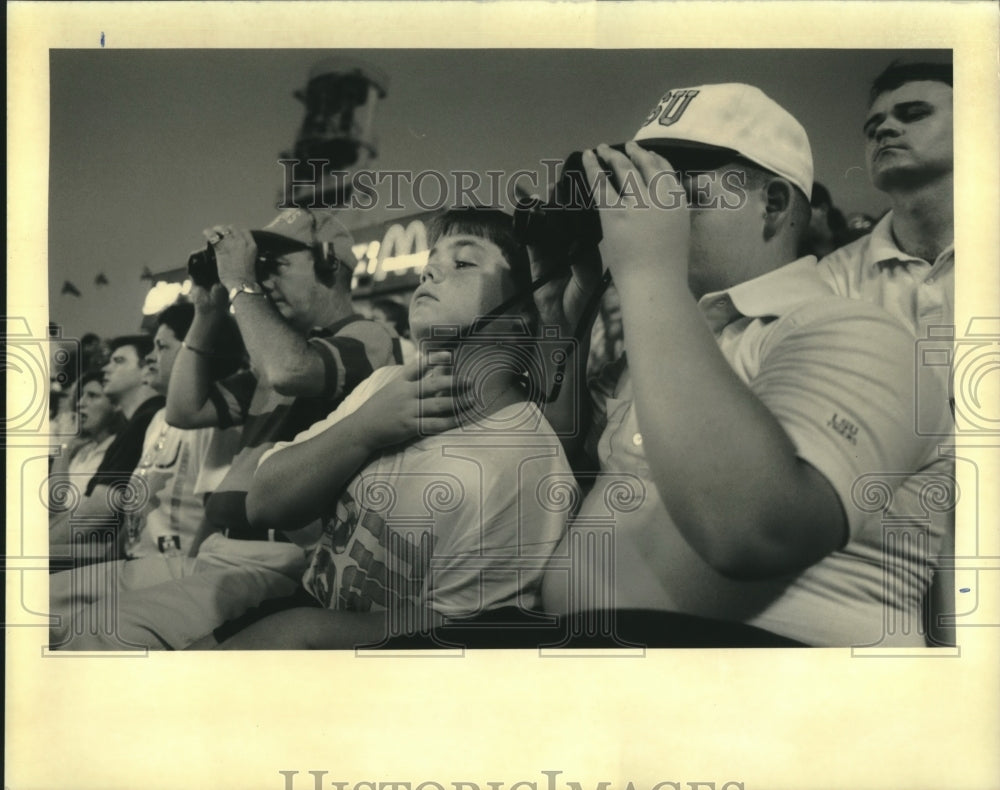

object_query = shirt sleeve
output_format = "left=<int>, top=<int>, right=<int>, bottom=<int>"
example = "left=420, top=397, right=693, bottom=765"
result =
left=751, top=297, right=951, bottom=540
left=308, top=319, right=401, bottom=403
left=256, top=366, right=402, bottom=470
left=208, top=369, right=257, bottom=429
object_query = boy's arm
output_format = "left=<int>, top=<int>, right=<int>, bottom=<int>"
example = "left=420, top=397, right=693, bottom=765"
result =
left=247, top=361, right=463, bottom=532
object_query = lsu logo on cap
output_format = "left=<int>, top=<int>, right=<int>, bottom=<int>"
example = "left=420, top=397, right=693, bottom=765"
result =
left=266, top=208, right=309, bottom=230
left=642, top=88, right=700, bottom=128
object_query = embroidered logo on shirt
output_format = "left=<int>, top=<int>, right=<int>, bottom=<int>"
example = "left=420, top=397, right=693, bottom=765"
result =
left=828, top=413, right=859, bottom=445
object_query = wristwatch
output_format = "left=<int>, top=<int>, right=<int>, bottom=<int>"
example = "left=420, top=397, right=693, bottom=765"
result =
left=228, top=281, right=266, bottom=304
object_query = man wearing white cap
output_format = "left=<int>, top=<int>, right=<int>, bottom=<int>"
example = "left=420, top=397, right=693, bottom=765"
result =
left=536, top=83, right=952, bottom=647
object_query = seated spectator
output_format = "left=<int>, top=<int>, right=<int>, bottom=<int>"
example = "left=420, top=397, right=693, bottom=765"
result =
left=52, top=209, right=401, bottom=650
left=530, top=83, right=951, bottom=647
left=49, top=302, right=240, bottom=647
left=370, top=297, right=417, bottom=363
left=48, top=333, right=162, bottom=553
left=209, top=207, right=575, bottom=649
left=48, top=370, right=125, bottom=508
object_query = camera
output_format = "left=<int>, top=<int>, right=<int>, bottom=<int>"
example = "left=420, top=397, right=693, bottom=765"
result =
left=512, top=148, right=614, bottom=252
left=512, top=141, right=739, bottom=251
left=186, top=230, right=320, bottom=289
left=418, top=316, right=578, bottom=436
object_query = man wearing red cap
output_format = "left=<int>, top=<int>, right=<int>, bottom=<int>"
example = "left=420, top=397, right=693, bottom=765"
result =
left=535, top=83, right=953, bottom=647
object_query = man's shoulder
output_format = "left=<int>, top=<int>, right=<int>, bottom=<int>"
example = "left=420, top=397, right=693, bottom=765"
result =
left=122, top=395, right=166, bottom=435
left=817, top=232, right=875, bottom=278
left=761, top=295, right=916, bottom=360
left=316, top=315, right=399, bottom=361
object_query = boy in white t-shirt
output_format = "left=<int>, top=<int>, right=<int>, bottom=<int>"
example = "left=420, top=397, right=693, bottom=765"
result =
left=213, top=208, right=576, bottom=649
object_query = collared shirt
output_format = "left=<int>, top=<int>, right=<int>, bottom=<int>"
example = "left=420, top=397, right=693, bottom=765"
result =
left=817, top=211, right=954, bottom=340
left=548, top=258, right=953, bottom=647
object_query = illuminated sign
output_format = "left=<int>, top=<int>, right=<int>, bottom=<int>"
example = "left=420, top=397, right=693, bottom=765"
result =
left=351, top=215, right=434, bottom=286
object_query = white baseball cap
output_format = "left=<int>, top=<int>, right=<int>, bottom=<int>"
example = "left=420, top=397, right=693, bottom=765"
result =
left=632, top=83, right=813, bottom=198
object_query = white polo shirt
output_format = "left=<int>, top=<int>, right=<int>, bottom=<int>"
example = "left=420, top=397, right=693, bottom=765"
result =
left=817, top=211, right=954, bottom=340
left=544, top=258, right=954, bottom=647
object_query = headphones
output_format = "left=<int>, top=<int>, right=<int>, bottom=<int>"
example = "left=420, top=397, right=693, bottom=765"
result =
left=311, top=241, right=341, bottom=287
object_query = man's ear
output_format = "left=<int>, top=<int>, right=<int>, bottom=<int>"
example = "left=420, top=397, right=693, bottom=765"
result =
left=762, top=177, right=794, bottom=242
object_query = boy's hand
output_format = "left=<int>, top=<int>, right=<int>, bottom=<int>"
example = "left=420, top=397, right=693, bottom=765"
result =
left=582, top=142, right=690, bottom=289
left=353, top=354, right=467, bottom=449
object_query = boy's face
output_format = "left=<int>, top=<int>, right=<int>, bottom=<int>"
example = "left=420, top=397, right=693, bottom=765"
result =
left=409, top=233, right=516, bottom=340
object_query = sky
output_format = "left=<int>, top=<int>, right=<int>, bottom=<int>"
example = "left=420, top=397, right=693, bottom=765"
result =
left=47, top=47, right=950, bottom=340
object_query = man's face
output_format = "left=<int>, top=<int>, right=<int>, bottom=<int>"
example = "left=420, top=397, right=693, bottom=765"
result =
left=77, top=380, right=115, bottom=436
left=259, top=250, right=324, bottom=329
left=682, top=167, right=768, bottom=298
left=409, top=233, right=516, bottom=340
left=864, top=80, right=954, bottom=191
left=143, top=325, right=182, bottom=394
left=101, top=344, right=145, bottom=398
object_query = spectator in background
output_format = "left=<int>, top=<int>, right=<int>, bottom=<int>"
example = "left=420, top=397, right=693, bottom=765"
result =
left=818, top=61, right=954, bottom=339
left=803, top=182, right=849, bottom=258
left=49, top=301, right=240, bottom=648
left=49, top=333, right=162, bottom=552
left=48, top=370, right=125, bottom=506
left=80, top=332, right=109, bottom=375
left=55, top=209, right=401, bottom=650
left=370, top=297, right=416, bottom=363
left=816, top=61, right=956, bottom=647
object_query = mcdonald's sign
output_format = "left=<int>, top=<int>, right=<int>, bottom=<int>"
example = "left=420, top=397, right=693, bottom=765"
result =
left=350, top=210, right=439, bottom=290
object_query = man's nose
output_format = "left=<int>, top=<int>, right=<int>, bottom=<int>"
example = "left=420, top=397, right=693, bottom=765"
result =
left=874, top=117, right=902, bottom=142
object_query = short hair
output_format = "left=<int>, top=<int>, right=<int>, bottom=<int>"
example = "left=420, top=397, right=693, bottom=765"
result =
left=107, top=334, right=153, bottom=364
left=371, top=298, right=410, bottom=337
left=733, top=161, right=812, bottom=246
left=78, top=369, right=106, bottom=390
left=869, top=61, right=952, bottom=105
left=428, top=207, right=533, bottom=296
left=156, top=301, right=195, bottom=341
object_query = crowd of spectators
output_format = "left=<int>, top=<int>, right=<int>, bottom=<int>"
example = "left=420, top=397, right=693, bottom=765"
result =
left=47, top=61, right=954, bottom=650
